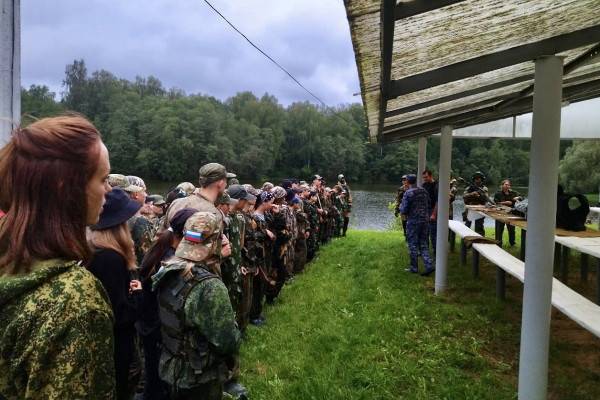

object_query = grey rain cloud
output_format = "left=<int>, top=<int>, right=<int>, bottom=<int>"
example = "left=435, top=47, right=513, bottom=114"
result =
left=21, top=0, right=361, bottom=106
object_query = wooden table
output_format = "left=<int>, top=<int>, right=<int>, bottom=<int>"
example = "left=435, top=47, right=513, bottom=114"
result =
left=466, top=205, right=600, bottom=304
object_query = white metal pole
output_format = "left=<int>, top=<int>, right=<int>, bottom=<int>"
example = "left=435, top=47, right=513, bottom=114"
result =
left=518, top=55, right=563, bottom=400
left=417, top=136, right=427, bottom=186
left=434, top=125, right=452, bottom=295
left=0, top=0, right=20, bottom=146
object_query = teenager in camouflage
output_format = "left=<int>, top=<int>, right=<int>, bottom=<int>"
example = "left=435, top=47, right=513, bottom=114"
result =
left=152, top=211, right=240, bottom=400
left=0, top=116, right=116, bottom=399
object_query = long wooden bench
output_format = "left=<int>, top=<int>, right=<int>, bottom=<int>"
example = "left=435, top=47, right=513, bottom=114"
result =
left=447, top=220, right=600, bottom=338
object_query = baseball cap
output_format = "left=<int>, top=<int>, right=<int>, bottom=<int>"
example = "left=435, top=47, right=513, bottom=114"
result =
left=176, top=182, right=196, bottom=196
left=127, top=176, right=147, bottom=191
left=175, top=211, right=220, bottom=262
left=406, top=174, right=417, bottom=184
left=107, top=174, right=144, bottom=192
left=228, top=184, right=256, bottom=202
left=271, top=186, right=287, bottom=199
left=216, top=192, right=238, bottom=206
left=147, top=194, right=166, bottom=206
left=198, top=163, right=229, bottom=186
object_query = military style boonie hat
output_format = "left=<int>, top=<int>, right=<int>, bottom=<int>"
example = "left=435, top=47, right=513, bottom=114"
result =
left=216, top=192, right=238, bottom=206
left=91, top=188, right=142, bottom=230
left=176, top=182, right=196, bottom=196
left=175, top=211, right=220, bottom=262
left=198, top=163, right=229, bottom=186
left=107, top=174, right=143, bottom=192
left=127, top=176, right=147, bottom=191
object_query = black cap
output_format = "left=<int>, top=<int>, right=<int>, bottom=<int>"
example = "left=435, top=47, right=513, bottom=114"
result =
left=227, top=184, right=256, bottom=201
left=92, top=188, right=141, bottom=230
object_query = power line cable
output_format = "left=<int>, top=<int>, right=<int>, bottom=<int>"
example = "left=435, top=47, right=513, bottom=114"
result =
left=202, top=0, right=332, bottom=109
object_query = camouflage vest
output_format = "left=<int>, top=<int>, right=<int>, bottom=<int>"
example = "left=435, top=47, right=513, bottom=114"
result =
left=157, top=265, right=226, bottom=383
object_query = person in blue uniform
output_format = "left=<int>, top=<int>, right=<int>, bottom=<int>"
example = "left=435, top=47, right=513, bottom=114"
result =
left=400, top=175, right=435, bottom=276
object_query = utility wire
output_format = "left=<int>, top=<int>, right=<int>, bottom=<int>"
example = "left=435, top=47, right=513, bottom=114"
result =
left=202, top=0, right=332, bottom=109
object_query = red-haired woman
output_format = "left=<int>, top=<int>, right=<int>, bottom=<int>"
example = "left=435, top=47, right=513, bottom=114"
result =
left=88, top=188, right=144, bottom=400
left=0, top=116, right=115, bottom=399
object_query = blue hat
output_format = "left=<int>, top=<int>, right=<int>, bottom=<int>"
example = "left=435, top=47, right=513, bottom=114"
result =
left=91, top=188, right=141, bottom=230
left=406, top=174, right=417, bottom=184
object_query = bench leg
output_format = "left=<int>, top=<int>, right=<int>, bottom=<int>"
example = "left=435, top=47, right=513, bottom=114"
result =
left=449, top=231, right=456, bottom=253
left=472, top=249, right=480, bottom=278
left=554, top=243, right=561, bottom=270
left=560, top=246, right=570, bottom=283
left=581, top=253, right=589, bottom=282
left=460, top=239, right=467, bottom=266
left=519, top=229, right=526, bottom=261
left=496, top=267, right=506, bottom=300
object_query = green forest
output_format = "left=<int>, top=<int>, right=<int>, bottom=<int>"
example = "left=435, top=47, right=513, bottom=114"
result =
left=20, top=60, right=599, bottom=193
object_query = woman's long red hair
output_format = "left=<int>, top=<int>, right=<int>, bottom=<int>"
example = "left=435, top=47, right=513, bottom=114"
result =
left=0, top=115, right=102, bottom=275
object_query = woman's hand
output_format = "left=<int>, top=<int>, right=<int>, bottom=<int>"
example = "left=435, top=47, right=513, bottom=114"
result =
left=129, top=280, right=142, bottom=293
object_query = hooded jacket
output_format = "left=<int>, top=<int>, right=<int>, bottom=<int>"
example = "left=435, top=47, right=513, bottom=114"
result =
left=0, top=259, right=116, bottom=400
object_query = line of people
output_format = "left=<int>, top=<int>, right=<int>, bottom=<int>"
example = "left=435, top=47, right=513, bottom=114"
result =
left=0, top=116, right=353, bottom=400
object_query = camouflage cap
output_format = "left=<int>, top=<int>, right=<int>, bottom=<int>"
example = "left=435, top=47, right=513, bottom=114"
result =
left=216, top=192, right=238, bottom=205
left=127, top=175, right=147, bottom=191
left=107, top=174, right=144, bottom=192
left=176, top=182, right=196, bottom=196
left=243, top=184, right=261, bottom=196
left=147, top=194, right=165, bottom=205
left=198, top=163, right=229, bottom=187
left=175, top=211, right=220, bottom=262
left=271, top=186, right=287, bottom=199
left=262, top=182, right=274, bottom=191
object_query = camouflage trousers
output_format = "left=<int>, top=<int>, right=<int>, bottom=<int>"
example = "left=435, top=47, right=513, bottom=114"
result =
left=294, top=238, right=307, bottom=272
left=406, top=221, right=432, bottom=271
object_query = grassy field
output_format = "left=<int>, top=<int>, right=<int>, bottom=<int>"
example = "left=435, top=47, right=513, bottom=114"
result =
left=239, top=230, right=600, bottom=400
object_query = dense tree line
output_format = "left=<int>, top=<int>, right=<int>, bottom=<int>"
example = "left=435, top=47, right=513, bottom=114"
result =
left=19, top=60, right=596, bottom=192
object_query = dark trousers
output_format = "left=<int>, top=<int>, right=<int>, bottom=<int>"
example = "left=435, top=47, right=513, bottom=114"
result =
left=250, top=273, right=264, bottom=320
left=115, top=332, right=136, bottom=400
left=171, top=381, right=223, bottom=400
left=239, top=272, right=253, bottom=331
left=465, top=218, right=485, bottom=236
left=342, top=216, right=349, bottom=235
left=142, top=330, right=168, bottom=400
left=495, top=221, right=516, bottom=246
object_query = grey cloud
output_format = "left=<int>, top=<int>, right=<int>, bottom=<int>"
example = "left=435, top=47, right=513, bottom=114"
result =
left=21, top=0, right=361, bottom=106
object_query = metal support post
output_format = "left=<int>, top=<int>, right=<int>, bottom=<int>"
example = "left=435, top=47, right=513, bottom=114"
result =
left=460, top=239, right=467, bottom=266
left=434, top=125, right=453, bottom=295
left=560, top=246, right=570, bottom=283
left=0, top=0, right=21, bottom=146
left=472, top=249, right=480, bottom=278
left=519, top=229, right=526, bottom=261
left=518, top=55, right=563, bottom=400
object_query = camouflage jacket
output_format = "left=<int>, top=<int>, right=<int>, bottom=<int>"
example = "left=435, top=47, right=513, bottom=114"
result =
left=152, top=259, right=240, bottom=388
left=400, top=187, right=431, bottom=224
left=303, top=199, right=319, bottom=231
left=0, top=259, right=115, bottom=399
left=129, top=215, right=155, bottom=266
left=295, top=209, right=309, bottom=239
left=221, top=211, right=245, bottom=302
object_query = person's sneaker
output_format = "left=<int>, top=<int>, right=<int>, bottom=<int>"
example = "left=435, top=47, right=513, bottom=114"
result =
left=224, top=381, right=249, bottom=400
left=421, top=268, right=435, bottom=276
left=405, top=267, right=418, bottom=273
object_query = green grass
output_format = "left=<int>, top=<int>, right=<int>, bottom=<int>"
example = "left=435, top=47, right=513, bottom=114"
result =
left=239, top=229, right=600, bottom=399
left=240, top=231, right=520, bottom=399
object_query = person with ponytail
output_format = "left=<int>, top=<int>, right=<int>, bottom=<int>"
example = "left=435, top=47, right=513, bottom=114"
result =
left=138, top=208, right=198, bottom=400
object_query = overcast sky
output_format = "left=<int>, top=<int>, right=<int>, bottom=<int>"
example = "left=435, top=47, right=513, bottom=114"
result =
left=21, top=0, right=361, bottom=106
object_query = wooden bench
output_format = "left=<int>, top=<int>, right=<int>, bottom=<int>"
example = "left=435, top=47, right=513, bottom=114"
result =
left=447, top=220, right=600, bottom=338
